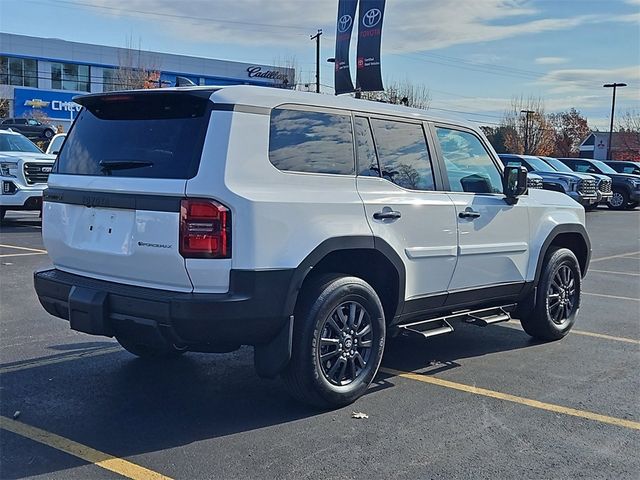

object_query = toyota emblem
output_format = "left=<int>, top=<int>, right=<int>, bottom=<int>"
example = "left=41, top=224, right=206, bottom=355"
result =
left=362, top=8, right=382, bottom=28
left=338, top=14, right=352, bottom=33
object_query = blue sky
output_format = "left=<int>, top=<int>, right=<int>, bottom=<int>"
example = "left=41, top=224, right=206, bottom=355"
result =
left=1, top=0, right=638, bottom=129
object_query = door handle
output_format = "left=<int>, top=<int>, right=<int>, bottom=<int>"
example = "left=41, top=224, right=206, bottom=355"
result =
left=373, top=210, right=402, bottom=220
left=458, top=209, right=481, bottom=219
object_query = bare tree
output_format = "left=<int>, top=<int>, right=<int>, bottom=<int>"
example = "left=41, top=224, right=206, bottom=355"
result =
left=271, top=55, right=299, bottom=89
left=614, top=110, right=640, bottom=160
left=0, top=96, right=9, bottom=119
left=112, top=37, right=161, bottom=90
left=502, top=96, right=555, bottom=155
left=361, top=79, right=431, bottom=109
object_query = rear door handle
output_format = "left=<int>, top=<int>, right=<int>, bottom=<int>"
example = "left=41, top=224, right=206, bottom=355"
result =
left=458, top=208, right=481, bottom=219
left=373, top=210, right=402, bottom=220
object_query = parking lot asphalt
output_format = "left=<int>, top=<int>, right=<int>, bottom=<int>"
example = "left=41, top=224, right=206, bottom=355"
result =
left=1, top=208, right=639, bottom=480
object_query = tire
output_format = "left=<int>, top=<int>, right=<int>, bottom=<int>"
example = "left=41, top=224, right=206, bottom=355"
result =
left=584, top=204, right=598, bottom=211
left=43, top=129, right=54, bottom=140
left=0, top=208, right=5, bottom=221
left=625, top=201, right=638, bottom=210
left=518, top=247, right=581, bottom=341
left=282, top=274, right=386, bottom=409
left=607, top=188, right=628, bottom=210
left=116, top=335, right=186, bottom=358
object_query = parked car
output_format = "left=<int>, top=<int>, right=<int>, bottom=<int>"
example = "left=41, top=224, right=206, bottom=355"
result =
left=1, top=118, right=57, bottom=140
left=499, top=154, right=598, bottom=208
left=604, top=160, right=640, bottom=176
left=34, top=86, right=591, bottom=408
left=558, top=158, right=640, bottom=210
left=537, top=156, right=612, bottom=209
left=0, top=130, right=56, bottom=220
left=527, top=172, right=544, bottom=190
left=45, top=133, right=67, bottom=155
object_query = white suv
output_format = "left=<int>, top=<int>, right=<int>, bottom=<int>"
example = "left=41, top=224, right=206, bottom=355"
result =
left=0, top=130, right=56, bottom=220
left=34, top=86, right=591, bottom=408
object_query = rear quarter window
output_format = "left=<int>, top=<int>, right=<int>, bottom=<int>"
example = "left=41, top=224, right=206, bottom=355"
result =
left=268, top=108, right=354, bottom=175
left=55, top=93, right=211, bottom=179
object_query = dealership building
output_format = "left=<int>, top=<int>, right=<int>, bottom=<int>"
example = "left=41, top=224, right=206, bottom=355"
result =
left=0, top=33, right=294, bottom=130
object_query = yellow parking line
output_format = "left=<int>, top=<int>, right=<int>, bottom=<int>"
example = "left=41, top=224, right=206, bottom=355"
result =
left=0, top=252, right=48, bottom=258
left=583, top=292, right=640, bottom=302
left=0, top=346, right=121, bottom=374
left=590, top=251, right=640, bottom=263
left=380, top=368, right=640, bottom=431
left=590, top=269, right=640, bottom=277
left=501, top=321, right=639, bottom=345
left=0, top=244, right=47, bottom=253
left=0, top=416, right=172, bottom=480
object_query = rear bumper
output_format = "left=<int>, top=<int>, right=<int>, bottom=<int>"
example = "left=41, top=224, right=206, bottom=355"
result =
left=34, top=268, right=295, bottom=347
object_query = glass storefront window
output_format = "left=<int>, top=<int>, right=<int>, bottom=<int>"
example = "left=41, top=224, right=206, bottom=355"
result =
left=0, top=56, right=38, bottom=87
left=51, top=62, right=90, bottom=92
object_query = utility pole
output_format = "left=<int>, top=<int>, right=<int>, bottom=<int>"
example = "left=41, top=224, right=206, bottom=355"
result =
left=521, top=109, right=534, bottom=154
left=310, top=29, right=322, bottom=93
left=603, top=82, right=627, bottom=160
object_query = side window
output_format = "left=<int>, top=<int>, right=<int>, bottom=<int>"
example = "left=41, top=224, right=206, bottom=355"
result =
left=573, top=162, right=595, bottom=173
left=370, top=119, right=435, bottom=191
left=354, top=116, right=379, bottom=177
left=269, top=108, right=354, bottom=175
left=435, top=127, right=503, bottom=194
left=15, top=119, right=27, bottom=125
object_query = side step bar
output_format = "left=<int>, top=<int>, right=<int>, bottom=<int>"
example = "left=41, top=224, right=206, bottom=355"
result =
left=397, top=304, right=516, bottom=340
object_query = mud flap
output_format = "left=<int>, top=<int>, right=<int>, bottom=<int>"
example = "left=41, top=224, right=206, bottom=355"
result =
left=68, top=286, right=113, bottom=337
left=254, top=315, right=293, bottom=378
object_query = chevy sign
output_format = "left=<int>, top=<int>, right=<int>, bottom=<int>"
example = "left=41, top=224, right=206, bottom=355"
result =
left=14, top=88, right=82, bottom=121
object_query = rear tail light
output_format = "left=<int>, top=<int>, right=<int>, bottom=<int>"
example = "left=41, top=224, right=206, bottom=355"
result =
left=179, top=199, right=231, bottom=258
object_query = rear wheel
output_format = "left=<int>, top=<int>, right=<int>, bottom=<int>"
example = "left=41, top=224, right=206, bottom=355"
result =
left=518, top=247, right=581, bottom=341
left=608, top=188, right=628, bottom=210
left=43, top=129, right=54, bottom=140
left=116, top=335, right=186, bottom=358
left=283, top=274, right=385, bottom=409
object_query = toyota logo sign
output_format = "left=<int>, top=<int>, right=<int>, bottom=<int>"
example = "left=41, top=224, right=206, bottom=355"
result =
left=362, top=8, right=382, bottom=28
left=338, top=14, right=352, bottom=33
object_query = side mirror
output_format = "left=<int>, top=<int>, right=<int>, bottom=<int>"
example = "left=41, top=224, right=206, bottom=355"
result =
left=502, top=163, right=528, bottom=204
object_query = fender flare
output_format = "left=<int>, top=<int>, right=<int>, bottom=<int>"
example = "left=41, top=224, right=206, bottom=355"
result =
left=534, top=224, right=591, bottom=284
left=282, top=236, right=406, bottom=320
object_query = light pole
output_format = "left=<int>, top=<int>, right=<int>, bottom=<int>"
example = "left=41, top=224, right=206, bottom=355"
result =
left=310, top=29, right=322, bottom=93
left=521, top=109, right=534, bottom=154
left=603, top=82, right=627, bottom=160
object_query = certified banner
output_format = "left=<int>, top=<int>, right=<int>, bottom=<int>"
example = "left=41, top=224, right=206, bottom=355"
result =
left=356, top=0, right=385, bottom=92
left=334, top=0, right=358, bottom=95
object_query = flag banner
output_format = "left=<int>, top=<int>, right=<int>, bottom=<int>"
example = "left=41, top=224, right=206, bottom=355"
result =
left=356, top=0, right=385, bottom=92
left=334, top=0, right=358, bottom=95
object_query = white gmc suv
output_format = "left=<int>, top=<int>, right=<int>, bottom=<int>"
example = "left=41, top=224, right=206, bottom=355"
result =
left=34, top=86, right=590, bottom=408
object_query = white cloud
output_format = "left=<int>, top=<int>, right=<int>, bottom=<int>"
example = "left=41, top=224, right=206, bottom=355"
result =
left=78, top=0, right=640, bottom=53
left=535, top=56, right=567, bottom=65
left=536, top=65, right=640, bottom=97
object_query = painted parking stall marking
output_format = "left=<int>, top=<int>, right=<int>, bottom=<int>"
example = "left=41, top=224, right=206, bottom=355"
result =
left=0, top=416, right=173, bottom=480
left=380, top=368, right=640, bottom=431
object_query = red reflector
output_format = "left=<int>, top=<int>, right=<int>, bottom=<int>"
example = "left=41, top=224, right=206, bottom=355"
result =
left=179, top=199, right=231, bottom=259
left=102, top=95, right=134, bottom=102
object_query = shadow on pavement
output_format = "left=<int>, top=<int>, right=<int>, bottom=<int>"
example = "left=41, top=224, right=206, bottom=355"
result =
left=0, top=322, right=539, bottom=479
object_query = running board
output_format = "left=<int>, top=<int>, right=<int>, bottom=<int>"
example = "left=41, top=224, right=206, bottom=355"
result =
left=397, top=304, right=515, bottom=340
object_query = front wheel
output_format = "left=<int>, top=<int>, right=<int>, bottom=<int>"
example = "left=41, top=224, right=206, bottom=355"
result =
left=518, top=247, right=581, bottom=341
left=43, top=129, right=54, bottom=140
left=608, top=188, right=628, bottom=210
left=283, top=275, right=385, bottom=409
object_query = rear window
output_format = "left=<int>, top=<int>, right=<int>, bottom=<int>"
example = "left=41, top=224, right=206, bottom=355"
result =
left=268, top=108, right=354, bottom=175
left=55, top=93, right=211, bottom=178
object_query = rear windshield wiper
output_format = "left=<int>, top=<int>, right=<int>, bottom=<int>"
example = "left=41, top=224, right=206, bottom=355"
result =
left=99, top=160, right=154, bottom=173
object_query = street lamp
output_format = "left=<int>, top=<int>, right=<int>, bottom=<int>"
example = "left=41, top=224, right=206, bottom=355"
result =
left=603, top=82, right=627, bottom=160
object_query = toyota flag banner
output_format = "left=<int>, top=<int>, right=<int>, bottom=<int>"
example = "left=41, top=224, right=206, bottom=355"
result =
left=356, top=0, right=385, bottom=92
left=334, top=0, right=358, bottom=95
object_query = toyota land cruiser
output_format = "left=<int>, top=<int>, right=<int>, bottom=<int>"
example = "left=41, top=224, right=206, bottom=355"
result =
left=34, top=86, right=591, bottom=408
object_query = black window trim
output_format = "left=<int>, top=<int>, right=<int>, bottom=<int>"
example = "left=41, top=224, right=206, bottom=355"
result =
left=268, top=104, right=357, bottom=178
left=429, top=121, right=508, bottom=197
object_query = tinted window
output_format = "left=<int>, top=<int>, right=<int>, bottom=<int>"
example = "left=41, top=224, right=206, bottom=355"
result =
left=55, top=93, right=211, bottom=179
left=269, top=108, right=354, bottom=175
left=436, top=127, right=503, bottom=194
left=354, top=116, right=379, bottom=177
left=0, top=133, right=42, bottom=153
left=370, top=119, right=434, bottom=191
left=572, top=161, right=598, bottom=174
